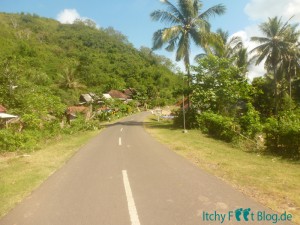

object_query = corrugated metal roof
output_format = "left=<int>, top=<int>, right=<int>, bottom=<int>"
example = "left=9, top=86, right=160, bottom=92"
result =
left=0, top=113, right=18, bottom=119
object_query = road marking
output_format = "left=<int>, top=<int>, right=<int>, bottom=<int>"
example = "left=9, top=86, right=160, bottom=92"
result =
left=120, top=128, right=123, bottom=132
left=119, top=137, right=122, bottom=146
left=122, top=170, right=141, bottom=225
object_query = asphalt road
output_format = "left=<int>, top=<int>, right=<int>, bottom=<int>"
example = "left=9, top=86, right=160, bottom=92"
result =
left=0, top=112, right=294, bottom=225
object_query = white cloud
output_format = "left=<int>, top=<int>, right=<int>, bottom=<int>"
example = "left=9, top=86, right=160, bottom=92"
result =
left=57, top=9, right=81, bottom=24
left=245, top=0, right=300, bottom=22
left=56, top=9, right=99, bottom=28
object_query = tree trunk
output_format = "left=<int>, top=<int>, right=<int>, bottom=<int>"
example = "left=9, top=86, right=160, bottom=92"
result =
left=273, top=65, right=278, bottom=116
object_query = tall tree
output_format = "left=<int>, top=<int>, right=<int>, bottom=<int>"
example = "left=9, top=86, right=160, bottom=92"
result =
left=150, top=0, right=226, bottom=78
left=195, top=29, right=249, bottom=76
left=250, top=16, right=299, bottom=114
left=280, top=26, right=300, bottom=98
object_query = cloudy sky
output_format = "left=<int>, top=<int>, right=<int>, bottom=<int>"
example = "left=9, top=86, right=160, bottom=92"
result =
left=1, top=0, right=300, bottom=79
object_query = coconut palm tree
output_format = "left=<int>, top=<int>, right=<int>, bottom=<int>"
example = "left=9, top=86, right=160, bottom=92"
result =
left=59, top=67, right=86, bottom=90
left=250, top=16, right=298, bottom=114
left=209, top=29, right=243, bottom=58
left=150, top=0, right=225, bottom=131
left=150, top=0, right=226, bottom=79
left=195, top=29, right=249, bottom=73
left=280, top=26, right=300, bottom=98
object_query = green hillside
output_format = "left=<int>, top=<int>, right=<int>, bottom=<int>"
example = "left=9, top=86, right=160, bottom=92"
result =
left=0, top=12, right=181, bottom=107
left=0, top=12, right=181, bottom=152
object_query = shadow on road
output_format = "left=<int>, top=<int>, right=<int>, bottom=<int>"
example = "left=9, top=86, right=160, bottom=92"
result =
left=104, top=118, right=175, bottom=130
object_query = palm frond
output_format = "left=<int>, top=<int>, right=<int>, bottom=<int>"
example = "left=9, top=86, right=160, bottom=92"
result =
left=199, top=4, right=226, bottom=20
left=178, top=0, right=195, bottom=19
left=150, top=10, right=181, bottom=25
left=162, top=26, right=182, bottom=41
left=176, top=32, right=190, bottom=69
left=160, top=0, right=185, bottom=23
left=152, top=29, right=165, bottom=50
left=194, top=53, right=207, bottom=61
left=250, top=36, right=271, bottom=44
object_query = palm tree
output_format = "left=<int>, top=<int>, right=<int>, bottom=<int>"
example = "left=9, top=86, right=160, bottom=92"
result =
left=59, top=67, right=86, bottom=90
left=209, top=29, right=243, bottom=58
left=250, top=16, right=298, bottom=114
left=281, top=26, right=300, bottom=98
left=150, top=0, right=225, bottom=131
left=195, top=29, right=250, bottom=74
left=150, top=0, right=226, bottom=79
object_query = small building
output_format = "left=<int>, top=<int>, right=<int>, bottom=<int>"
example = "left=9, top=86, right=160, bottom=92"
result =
left=103, top=94, right=112, bottom=100
left=108, top=90, right=129, bottom=101
left=79, top=93, right=100, bottom=104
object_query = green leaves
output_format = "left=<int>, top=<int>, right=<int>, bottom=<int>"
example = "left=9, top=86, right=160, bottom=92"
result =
left=151, top=0, right=226, bottom=72
left=192, top=54, right=250, bottom=115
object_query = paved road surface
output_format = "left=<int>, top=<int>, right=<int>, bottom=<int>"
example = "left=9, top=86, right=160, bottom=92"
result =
left=0, top=112, right=294, bottom=225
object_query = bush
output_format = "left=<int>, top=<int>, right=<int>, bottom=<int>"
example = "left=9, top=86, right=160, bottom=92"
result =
left=63, top=116, right=101, bottom=134
left=239, top=103, right=262, bottom=138
left=173, top=108, right=199, bottom=129
left=264, top=110, right=300, bottom=158
left=0, top=129, right=41, bottom=152
left=197, top=112, right=239, bottom=142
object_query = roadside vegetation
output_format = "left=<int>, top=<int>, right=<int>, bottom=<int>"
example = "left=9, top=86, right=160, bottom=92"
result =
left=151, top=0, right=300, bottom=159
left=149, top=0, right=300, bottom=223
left=0, top=12, right=182, bottom=153
left=145, top=117, right=300, bottom=224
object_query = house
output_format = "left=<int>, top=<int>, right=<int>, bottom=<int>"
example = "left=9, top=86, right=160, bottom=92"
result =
left=108, top=90, right=129, bottom=101
left=79, top=93, right=99, bottom=104
left=80, top=94, right=93, bottom=104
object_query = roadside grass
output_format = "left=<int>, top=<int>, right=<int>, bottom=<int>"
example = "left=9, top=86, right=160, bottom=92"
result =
left=0, top=130, right=100, bottom=218
left=145, top=116, right=300, bottom=224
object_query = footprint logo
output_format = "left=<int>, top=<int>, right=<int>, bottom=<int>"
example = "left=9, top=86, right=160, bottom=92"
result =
left=243, top=208, right=251, bottom=221
left=235, top=208, right=251, bottom=222
left=235, top=208, right=243, bottom=221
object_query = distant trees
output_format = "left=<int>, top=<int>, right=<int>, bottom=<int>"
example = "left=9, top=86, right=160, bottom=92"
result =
left=250, top=16, right=300, bottom=114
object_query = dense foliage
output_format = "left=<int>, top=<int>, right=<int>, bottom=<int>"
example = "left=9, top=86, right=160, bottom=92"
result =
left=168, top=9, right=300, bottom=158
left=0, top=12, right=181, bottom=152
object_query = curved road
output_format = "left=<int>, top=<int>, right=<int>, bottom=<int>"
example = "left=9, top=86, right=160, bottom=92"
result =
left=0, top=112, right=293, bottom=225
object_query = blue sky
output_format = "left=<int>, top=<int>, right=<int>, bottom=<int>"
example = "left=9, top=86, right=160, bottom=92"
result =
left=1, top=0, right=300, bottom=78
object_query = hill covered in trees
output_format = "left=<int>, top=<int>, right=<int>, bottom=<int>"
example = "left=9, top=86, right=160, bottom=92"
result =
left=0, top=12, right=182, bottom=152
left=0, top=12, right=181, bottom=108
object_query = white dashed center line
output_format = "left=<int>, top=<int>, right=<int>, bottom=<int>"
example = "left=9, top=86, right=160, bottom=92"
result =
left=122, top=170, right=141, bottom=225
left=119, top=137, right=122, bottom=146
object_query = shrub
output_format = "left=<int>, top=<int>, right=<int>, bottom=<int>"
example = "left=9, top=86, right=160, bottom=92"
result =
left=197, top=112, right=239, bottom=142
left=264, top=110, right=300, bottom=158
left=0, top=129, right=41, bottom=152
left=239, top=103, right=262, bottom=138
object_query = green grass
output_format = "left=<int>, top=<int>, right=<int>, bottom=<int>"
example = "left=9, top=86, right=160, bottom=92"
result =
left=0, top=130, right=100, bottom=218
left=145, top=117, right=300, bottom=225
